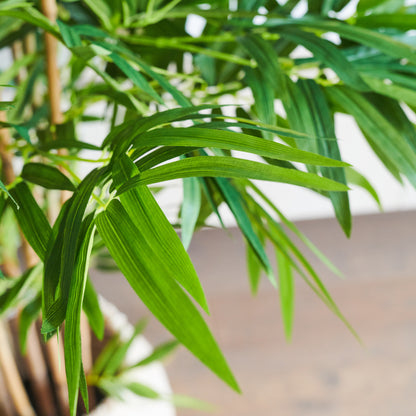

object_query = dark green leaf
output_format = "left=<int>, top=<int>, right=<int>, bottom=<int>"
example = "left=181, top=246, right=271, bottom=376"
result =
left=22, top=163, right=76, bottom=191
left=64, top=215, right=95, bottom=416
left=18, top=294, right=41, bottom=353
left=216, top=177, right=275, bottom=286
left=10, top=182, right=51, bottom=259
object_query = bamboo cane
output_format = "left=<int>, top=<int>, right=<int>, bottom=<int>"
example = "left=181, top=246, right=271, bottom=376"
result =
left=0, top=350, right=15, bottom=416
left=0, top=320, right=36, bottom=416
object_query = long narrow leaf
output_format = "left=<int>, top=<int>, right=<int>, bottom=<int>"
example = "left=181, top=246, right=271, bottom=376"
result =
left=133, top=127, right=348, bottom=167
left=65, top=215, right=95, bottom=416
left=117, top=156, right=350, bottom=195
left=112, top=155, right=209, bottom=312
left=96, top=200, right=239, bottom=391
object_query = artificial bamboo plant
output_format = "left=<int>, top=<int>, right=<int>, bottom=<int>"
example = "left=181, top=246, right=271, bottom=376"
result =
left=1, top=0, right=416, bottom=414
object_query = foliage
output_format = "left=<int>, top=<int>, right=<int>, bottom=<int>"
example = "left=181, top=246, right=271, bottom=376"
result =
left=0, top=0, right=415, bottom=414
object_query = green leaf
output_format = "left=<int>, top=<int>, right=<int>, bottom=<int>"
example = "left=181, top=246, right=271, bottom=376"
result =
left=128, top=340, right=179, bottom=368
left=181, top=177, right=201, bottom=250
left=345, top=167, right=382, bottom=209
left=21, top=163, right=76, bottom=191
left=118, top=156, right=350, bottom=195
left=136, top=146, right=198, bottom=171
left=112, top=155, right=209, bottom=313
left=249, top=183, right=343, bottom=276
left=101, top=319, right=147, bottom=377
left=246, top=241, right=263, bottom=295
left=361, top=74, right=416, bottom=107
left=64, top=215, right=95, bottom=416
left=276, top=249, right=294, bottom=341
left=293, top=79, right=351, bottom=236
left=244, top=17, right=416, bottom=65
left=133, top=127, right=348, bottom=167
left=171, top=395, right=216, bottom=411
left=9, top=182, right=52, bottom=260
left=57, top=19, right=82, bottom=48
left=284, top=29, right=368, bottom=91
left=216, top=177, right=275, bottom=287
left=355, top=14, right=416, bottom=30
left=96, top=199, right=240, bottom=392
left=327, top=86, right=416, bottom=189
left=0, top=7, right=60, bottom=37
left=238, top=34, right=283, bottom=91
left=43, top=168, right=108, bottom=333
left=0, top=178, right=17, bottom=206
left=39, top=139, right=101, bottom=151
left=0, top=264, right=42, bottom=315
left=244, top=68, right=275, bottom=140
left=109, top=52, right=163, bottom=103
left=18, top=294, right=41, bottom=353
left=83, top=279, right=105, bottom=340
left=103, top=104, right=220, bottom=150
left=123, top=381, right=160, bottom=399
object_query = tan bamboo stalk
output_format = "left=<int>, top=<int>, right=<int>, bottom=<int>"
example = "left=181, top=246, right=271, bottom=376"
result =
left=40, top=0, right=63, bottom=126
left=0, top=320, right=36, bottom=416
left=0, top=360, right=14, bottom=416
left=45, top=334, right=69, bottom=416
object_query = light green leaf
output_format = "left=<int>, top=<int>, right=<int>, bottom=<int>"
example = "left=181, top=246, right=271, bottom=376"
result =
left=101, top=319, right=147, bottom=377
left=181, top=177, right=201, bottom=250
left=96, top=200, right=239, bottom=392
left=112, top=154, right=209, bottom=312
left=345, top=167, right=382, bottom=209
left=117, top=156, right=350, bottom=195
left=127, top=340, right=179, bottom=368
left=134, top=127, right=348, bottom=167
left=276, top=249, right=294, bottom=341
left=123, top=382, right=159, bottom=399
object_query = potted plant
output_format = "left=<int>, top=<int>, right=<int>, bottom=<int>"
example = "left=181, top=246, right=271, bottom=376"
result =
left=0, top=0, right=415, bottom=414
